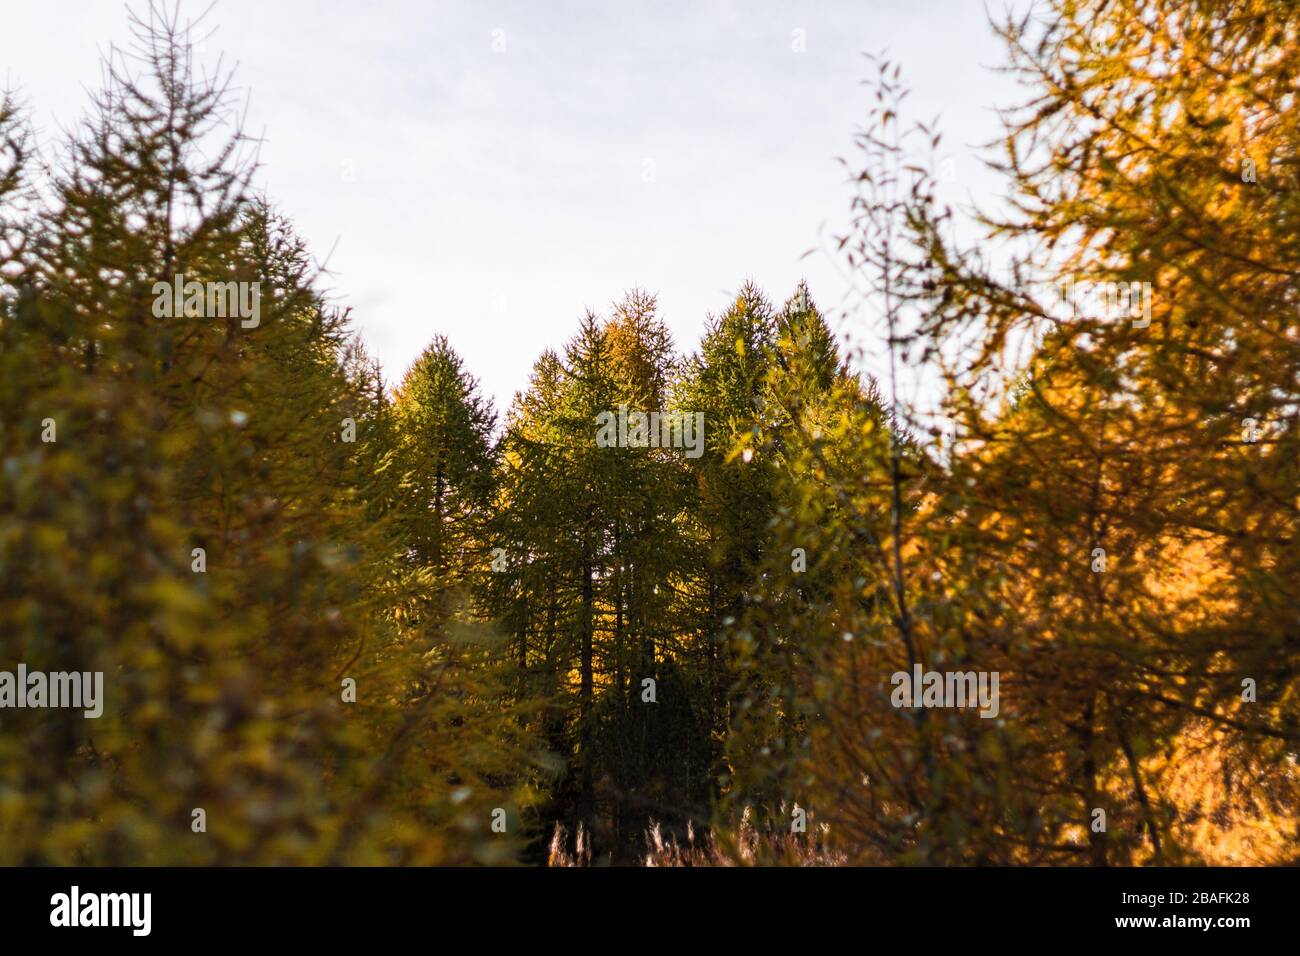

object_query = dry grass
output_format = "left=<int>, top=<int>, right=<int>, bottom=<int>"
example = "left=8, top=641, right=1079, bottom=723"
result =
left=547, top=808, right=846, bottom=867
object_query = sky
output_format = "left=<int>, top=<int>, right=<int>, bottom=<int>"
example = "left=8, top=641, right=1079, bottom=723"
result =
left=1, top=0, right=1028, bottom=416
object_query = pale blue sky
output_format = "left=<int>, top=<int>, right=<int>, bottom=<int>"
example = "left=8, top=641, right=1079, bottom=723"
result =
left=3, top=0, right=1027, bottom=415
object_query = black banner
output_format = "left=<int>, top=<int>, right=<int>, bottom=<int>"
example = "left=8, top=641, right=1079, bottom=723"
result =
left=0, top=865, right=1282, bottom=942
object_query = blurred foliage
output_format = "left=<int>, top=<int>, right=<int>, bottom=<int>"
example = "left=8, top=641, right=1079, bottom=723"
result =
left=0, top=6, right=539, bottom=865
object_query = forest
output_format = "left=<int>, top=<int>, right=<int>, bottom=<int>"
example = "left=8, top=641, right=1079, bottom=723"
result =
left=0, top=0, right=1296, bottom=867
